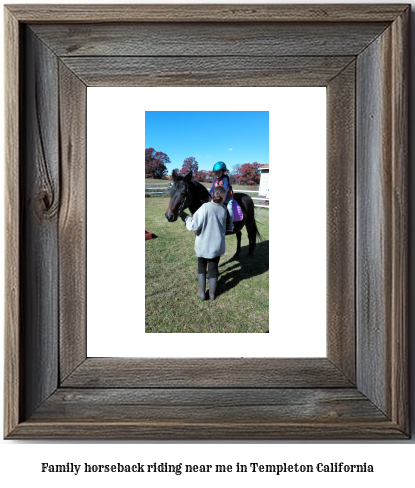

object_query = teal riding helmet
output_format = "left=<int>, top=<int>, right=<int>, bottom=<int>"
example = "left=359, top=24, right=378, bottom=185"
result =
left=213, top=161, right=227, bottom=172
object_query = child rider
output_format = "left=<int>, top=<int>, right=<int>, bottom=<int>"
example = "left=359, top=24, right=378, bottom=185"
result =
left=209, top=161, right=234, bottom=232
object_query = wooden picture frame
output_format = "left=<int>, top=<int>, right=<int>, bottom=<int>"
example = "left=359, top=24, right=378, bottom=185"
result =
left=4, top=4, right=409, bottom=439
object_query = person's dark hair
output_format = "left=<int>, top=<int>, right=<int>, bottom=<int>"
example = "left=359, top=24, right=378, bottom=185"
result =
left=212, top=186, right=226, bottom=204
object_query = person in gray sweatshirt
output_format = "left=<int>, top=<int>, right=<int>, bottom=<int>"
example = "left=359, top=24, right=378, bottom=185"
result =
left=180, top=186, right=227, bottom=301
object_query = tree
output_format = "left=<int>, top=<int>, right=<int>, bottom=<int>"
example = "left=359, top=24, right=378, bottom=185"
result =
left=197, top=170, right=213, bottom=183
left=145, top=147, right=171, bottom=179
left=229, top=164, right=240, bottom=185
left=234, top=162, right=263, bottom=185
left=180, top=157, right=199, bottom=180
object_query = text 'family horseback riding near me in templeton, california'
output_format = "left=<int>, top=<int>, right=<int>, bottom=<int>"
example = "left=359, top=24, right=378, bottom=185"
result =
left=40, top=462, right=374, bottom=476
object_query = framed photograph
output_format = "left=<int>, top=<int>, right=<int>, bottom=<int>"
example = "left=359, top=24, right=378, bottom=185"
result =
left=87, top=86, right=325, bottom=353
left=4, top=4, right=409, bottom=439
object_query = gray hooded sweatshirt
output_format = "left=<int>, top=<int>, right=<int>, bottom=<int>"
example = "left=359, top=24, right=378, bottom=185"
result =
left=184, top=202, right=227, bottom=259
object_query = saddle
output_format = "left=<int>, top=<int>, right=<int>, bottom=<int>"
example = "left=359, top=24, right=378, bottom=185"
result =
left=232, top=200, right=244, bottom=222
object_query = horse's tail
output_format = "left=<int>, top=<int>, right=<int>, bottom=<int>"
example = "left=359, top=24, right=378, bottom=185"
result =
left=243, top=195, right=264, bottom=254
left=252, top=217, right=263, bottom=243
left=245, top=195, right=262, bottom=239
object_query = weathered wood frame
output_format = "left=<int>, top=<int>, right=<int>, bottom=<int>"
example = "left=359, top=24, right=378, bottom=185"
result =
left=4, top=4, right=409, bottom=439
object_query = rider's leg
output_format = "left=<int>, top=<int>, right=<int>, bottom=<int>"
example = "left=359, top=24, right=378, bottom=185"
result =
left=226, top=199, right=234, bottom=231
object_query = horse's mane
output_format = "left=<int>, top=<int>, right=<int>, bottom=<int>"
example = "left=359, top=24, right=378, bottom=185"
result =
left=191, top=179, right=210, bottom=200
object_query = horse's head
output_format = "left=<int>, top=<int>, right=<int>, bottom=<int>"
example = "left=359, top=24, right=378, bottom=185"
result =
left=165, top=170, right=193, bottom=222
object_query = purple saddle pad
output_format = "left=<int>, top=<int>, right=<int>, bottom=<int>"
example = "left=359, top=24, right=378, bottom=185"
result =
left=232, top=200, right=244, bottom=222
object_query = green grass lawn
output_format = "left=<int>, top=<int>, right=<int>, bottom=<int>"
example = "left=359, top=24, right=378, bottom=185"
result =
left=145, top=196, right=269, bottom=333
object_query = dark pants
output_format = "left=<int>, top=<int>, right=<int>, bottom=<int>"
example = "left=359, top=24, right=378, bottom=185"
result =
left=198, top=256, right=220, bottom=279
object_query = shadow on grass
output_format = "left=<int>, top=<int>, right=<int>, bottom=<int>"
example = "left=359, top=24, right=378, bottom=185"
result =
left=215, top=240, right=269, bottom=298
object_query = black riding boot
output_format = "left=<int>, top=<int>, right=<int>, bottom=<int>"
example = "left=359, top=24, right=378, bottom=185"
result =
left=197, top=273, right=206, bottom=300
left=208, top=278, right=218, bottom=301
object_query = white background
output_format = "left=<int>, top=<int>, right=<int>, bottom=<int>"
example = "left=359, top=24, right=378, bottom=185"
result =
left=87, top=86, right=326, bottom=357
left=1, top=1, right=415, bottom=486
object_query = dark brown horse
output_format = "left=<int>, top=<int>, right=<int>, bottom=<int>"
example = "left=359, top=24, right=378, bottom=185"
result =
left=165, top=170, right=262, bottom=255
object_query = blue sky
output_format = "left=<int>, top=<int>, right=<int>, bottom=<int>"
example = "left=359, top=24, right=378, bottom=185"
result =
left=145, top=111, right=269, bottom=172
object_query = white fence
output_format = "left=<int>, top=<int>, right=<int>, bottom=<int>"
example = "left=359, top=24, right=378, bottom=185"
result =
left=144, top=183, right=269, bottom=209
left=145, top=183, right=172, bottom=196
left=243, top=190, right=269, bottom=209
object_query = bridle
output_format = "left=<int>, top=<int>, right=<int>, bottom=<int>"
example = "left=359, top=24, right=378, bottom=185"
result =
left=177, top=182, right=190, bottom=214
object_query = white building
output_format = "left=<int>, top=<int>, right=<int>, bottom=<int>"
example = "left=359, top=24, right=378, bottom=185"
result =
left=258, top=165, right=269, bottom=197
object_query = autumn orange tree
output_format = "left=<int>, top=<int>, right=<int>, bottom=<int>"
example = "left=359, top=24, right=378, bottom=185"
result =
left=145, top=148, right=171, bottom=179
left=234, top=162, right=263, bottom=185
left=179, top=157, right=199, bottom=180
left=196, top=170, right=213, bottom=183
